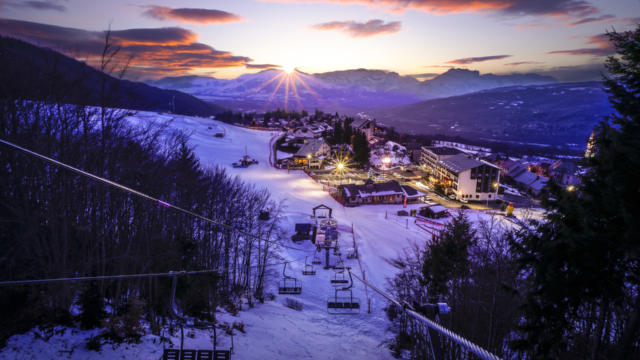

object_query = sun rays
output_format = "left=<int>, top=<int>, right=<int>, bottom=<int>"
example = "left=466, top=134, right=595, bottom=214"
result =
left=252, top=68, right=323, bottom=111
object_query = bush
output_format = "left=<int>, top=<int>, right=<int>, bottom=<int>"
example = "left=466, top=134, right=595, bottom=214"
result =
left=232, top=321, right=245, bottom=334
left=86, top=335, right=102, bottom=351
left=102, top=296, right=145, bottom=343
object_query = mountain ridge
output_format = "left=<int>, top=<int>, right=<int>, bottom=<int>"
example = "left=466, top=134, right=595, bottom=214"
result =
left=147, top=68, right=557, bottom=112
left=0, top=36, right=225, bottom=117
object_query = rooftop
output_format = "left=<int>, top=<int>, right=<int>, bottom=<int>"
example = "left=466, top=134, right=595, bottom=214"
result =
left=439, top=154, right=487, bottom=173
left=422, top=146, right=463, bottom=156
left=295, top=138, right=327, bottom=157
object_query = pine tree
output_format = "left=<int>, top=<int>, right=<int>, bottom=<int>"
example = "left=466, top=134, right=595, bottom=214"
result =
left=510, top=25, right=640, bottom=359
left=78, top=281, right=105, bottom=329
left=422, top=211, right=475, bottom=299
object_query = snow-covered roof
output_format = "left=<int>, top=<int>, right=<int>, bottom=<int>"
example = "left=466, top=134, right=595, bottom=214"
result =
left=295, top=139, right=328, bottom=157
left=427, top=205, right=447, bottom=213
left=438, top=154, right=498, bottom=174
left=401, top=185, right=425, bottom=198
left=422, top=146, right=462, bottom=156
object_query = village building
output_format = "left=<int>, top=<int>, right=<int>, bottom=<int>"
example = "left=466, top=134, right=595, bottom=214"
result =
left=420, top=146, right=463, bottom=174
left=351, top=113, right=376, bottom=141
left=338, top=180, right=424, bottom=206
left=418, top=204, right=449, bottom=219
left=433, top=154, right=501, bottom=201
left=508, top=165, right=549, bottom=196
left=292, top=127, right=319, bottom=140
left=292, top=138, right=330, bottom=169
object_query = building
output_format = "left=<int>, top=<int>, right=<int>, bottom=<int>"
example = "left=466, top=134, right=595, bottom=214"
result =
left=435, top=154, right=500, bottom=201
left=404, top=142, right=423, bottom=163
left=509, top=166, right=549, bottom=196
left=339, top=180, right=425, bottom=206
left=293, top=139, right=330, bottom=169
left=418, top=205, right=449, bottom=219
left=431, top=140, right=491, bottom=155
left=421, top=146, right=463, bottom=173
left=351, top=114, right=376, bottom=141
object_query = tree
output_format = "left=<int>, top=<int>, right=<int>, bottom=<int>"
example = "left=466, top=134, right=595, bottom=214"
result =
left=510, top=25, right=640, bottom=359
left=78, top=281, right=106, bottom=329
left=352, top=131, right=370, bottom=167
left=422, top=211, right=475, bottom=299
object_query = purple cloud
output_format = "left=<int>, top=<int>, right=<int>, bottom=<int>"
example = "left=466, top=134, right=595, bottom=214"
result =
left=142, top=6, right=243, bottom=24
left=447, top=55, right=512, bottom=65
left=311, top=19, right=401, bottom=37
left=568, top=14, right=615, bottom=26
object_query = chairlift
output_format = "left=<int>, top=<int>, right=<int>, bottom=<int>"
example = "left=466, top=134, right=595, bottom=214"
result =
left=327, top=270, right=360, bottom=315
left=330, top=259, right=349, bottom=285
left=278, top=263, right=302, bottom=294
left=302, top=256, right=316, bottom=276
left=162, top=273, right=232, bottom=360
left=311, top=250, right=322, bottom=265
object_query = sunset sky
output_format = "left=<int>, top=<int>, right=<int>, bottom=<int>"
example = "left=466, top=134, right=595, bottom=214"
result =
left=0, top=0, right=638, bottom=80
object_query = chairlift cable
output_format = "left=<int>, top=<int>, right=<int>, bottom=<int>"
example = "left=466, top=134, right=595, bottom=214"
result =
left=0, top=255, right=308, bottom=287
left=348, top=269, right=502, bottom=360
left=0, top=138, right=305, bottom=252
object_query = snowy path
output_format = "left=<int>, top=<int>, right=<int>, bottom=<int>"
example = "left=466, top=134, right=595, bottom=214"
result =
left=0, top=112, right=538, bottom=360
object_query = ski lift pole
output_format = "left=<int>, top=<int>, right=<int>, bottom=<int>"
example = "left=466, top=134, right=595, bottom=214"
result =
left=349, top=269, right=501, bottom=360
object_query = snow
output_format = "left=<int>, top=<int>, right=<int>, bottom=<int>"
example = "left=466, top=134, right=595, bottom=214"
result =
left=1, top=110, right=539, bottom=359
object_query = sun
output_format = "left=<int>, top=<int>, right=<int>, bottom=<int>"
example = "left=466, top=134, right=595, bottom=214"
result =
left=282, top=65, right=295, bottom=74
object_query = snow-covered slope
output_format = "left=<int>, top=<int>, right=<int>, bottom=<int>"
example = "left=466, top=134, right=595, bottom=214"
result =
left=0, top=112, right=536, bottom=360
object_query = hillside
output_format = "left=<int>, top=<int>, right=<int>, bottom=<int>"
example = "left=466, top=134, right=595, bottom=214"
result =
left=370, top=82, right=611, bottom=148
left=0, top=36, right=225, bottom=116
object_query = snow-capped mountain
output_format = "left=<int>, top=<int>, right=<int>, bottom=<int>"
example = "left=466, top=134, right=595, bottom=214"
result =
left=419, top=68, right=557, bottom=99
left=147, top=68, right=557, bottom=112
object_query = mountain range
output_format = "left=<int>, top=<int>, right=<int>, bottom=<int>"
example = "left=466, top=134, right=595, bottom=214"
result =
left=0, top=36, right=224, bottom=117
left=148, top=68, right=557, bottom=112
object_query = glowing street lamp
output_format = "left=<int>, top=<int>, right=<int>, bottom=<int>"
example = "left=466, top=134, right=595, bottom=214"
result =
left=382, top=156, right=391, bottom=169
left=567, top=185, right=575, bottom=192
left=487, top=181, right=499, bottom=207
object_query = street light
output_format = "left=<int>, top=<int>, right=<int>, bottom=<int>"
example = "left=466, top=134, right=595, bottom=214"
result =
left=487, top=181, right=499, bottom=207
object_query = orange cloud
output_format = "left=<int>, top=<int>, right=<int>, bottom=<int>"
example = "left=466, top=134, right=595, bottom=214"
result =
left=0, top=18, right=255, bottom=78
left=142, top=6, right=243, bottom=24
left=311, top=19, right=401, bottom=37
left=548, top=34, right=615, bottom=56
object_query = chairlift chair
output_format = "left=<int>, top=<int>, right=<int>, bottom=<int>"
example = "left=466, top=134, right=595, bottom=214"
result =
left=311, top=250, right=322, bottom=265
left=330, top=269, right=349, bottom=285
left=278, top=263, right=302, bottom=294
left=302, top=256, right=316, bottom=276
left=163, top=274, right=232, bottom=360
left=327, top=270, right=361, bottom=315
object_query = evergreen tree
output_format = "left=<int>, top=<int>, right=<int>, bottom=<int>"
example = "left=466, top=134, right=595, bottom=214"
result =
left=352, top=131, right=370, bottom=167
left=343, top=118, right=354, bottom=144
left=510, top=25, right=640, bottom=359
left=331, top=121, right=344, bottom=145
left=422, top=211, right=475, bottom=299
left=78, top=281, right=106, bottom=329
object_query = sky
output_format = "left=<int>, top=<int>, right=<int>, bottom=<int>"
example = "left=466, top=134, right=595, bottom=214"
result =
left=0, top=0, right=638, bottom=81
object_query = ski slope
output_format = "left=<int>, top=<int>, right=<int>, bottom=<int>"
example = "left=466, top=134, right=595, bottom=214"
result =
left=1, top=111, right=536, bottom=360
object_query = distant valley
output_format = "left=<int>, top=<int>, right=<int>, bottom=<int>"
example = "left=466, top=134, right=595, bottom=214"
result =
left=370, top=82, right=611, bottom=149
